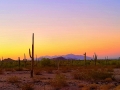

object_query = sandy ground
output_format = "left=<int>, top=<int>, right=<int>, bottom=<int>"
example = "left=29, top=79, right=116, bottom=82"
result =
left=0, top=68, right=120, bottom=90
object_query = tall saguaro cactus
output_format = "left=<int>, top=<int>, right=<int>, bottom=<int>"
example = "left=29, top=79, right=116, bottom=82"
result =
left=84, top=52, right=86, bottom=65
left=29, top=33, right=34, bottom=78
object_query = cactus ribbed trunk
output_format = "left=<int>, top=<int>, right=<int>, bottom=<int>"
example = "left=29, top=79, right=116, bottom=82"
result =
left=29, top=33, right=34, bottom=78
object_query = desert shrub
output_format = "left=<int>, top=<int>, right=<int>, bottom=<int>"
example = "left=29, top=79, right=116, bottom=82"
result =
left=34, top=69, right=42, bottom=75
left=40, top=58, right=51, bottom=66
left=100, top=84, right=115, bottom=90
left=5, top=68, right=15, bottom=72
left=15, top=67, right=23, bottom=71
left=89, top=70, right=113, bottom=81
left=72, top=70, right=85, bottom=80
left=42, top=67, right=55, bottom=74
left=7, top=76, right=20, bottom=83
left=61, top=67, right=71, bottom=73
left=104, top=78, right=113, bottom=82
left=115, top=85, right=120, bottom=90
left=50, top=74, right=67, bottom=89
left=72, top=69, right=113, bottom=81
left=81, top=84, right=98, bottom=90
left=21, top=83, right=34, bottom=90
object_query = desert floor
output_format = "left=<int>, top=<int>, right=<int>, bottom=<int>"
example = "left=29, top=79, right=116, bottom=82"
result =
left=0, top=67, right=120, bottom=90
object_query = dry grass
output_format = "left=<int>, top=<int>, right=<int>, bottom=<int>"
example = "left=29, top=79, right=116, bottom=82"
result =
left=49, top=74, right=67, bottom=89
left=7, top=76, right=20, bottom=83
left=21, top=83, right=34, bottom=90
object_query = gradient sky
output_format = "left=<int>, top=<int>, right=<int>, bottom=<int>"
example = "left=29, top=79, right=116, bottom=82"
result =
left=0, top=0, right=120, bottom=60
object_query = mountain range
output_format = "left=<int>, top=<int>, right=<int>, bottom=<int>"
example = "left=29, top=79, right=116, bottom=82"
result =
left=38, top=54, right=92, bottom=60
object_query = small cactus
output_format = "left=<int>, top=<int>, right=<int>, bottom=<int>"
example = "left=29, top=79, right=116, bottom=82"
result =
left=57, top=59, right=60, bottom=71
left=23, top=53, right=27, bottom=67
left=29, top=33, right=34, bottom=78
left=18, top=57, right=20, bottom=70
left=94, top=53, right=97, bottom=65
left=84, top=52, right=86, bottom=65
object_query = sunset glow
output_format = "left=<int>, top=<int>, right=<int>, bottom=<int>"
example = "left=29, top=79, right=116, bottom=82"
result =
left=0, top=0, right=120, bottom=59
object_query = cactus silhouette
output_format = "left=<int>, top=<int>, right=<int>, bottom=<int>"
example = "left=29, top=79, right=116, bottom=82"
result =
left=29, top=33, right=34, bottom=78
left=94, top=53, right=97, bottom=65
left=24, top=53, right=27, bottom=67
left=84, top=52, right=86, bottom=65
left=18, top=57, right=20, bottom=70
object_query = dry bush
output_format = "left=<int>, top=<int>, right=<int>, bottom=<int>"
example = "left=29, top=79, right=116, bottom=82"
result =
left=104, top=78, right=113, bottom=82
left=72, top=69, right=113, bottom=81
left=34, top=69, right=42, bottom=75
left=61, top=67, right=71, bottom=73
left=114, top=85, right=120, bottom=90
left=44, top=67, right=56, bottom=74
left=21, top=83, right=34, bottom=90
left=49, top=74, right=67, bottom=89
left=100, top=84, right=115, bottom=90
left=72, top=70, right=85, bottom=80
left=89, top=70, right=113, bottom=81
left=7, top=76, right=20, bottom=83
left=33, top=76, right=46, bottom=83
left=78, top=83, right=85, bottom=88
left=81, top=84, right=98, bottom=90
left=15, top=68, right=23, bottom=71
left=5, top=68, right=15, bottom=72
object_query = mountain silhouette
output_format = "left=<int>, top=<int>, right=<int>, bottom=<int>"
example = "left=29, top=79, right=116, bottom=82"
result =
left=38, top=54, right=92, bottom=60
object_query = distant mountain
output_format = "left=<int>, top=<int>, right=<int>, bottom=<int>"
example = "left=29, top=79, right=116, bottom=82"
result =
left=38, top=54, right=92, bottom=60
left=2, top=58, right=14, bottom=62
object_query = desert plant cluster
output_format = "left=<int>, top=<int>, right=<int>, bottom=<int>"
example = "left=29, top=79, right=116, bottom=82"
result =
left=0, top=34, right=120, bottom=90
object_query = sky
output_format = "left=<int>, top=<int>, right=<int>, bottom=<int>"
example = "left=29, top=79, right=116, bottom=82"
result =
left=0, top=0, right=120, bottom=60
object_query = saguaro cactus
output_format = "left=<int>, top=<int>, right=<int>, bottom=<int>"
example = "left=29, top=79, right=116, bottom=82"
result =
left=18, top=57, right=20, bottom=70
left=29, top=33, right=34, bottom=78
left=84, top=52, right=86, bottom=65
left=57, top=59, right=60, bottom=71
left=94, top=53, right=97, bottom=65
left=24, top=53, right=27, bottom=67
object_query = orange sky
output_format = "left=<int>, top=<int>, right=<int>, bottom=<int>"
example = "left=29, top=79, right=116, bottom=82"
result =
left=0, top=0, right=120, bottom=60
